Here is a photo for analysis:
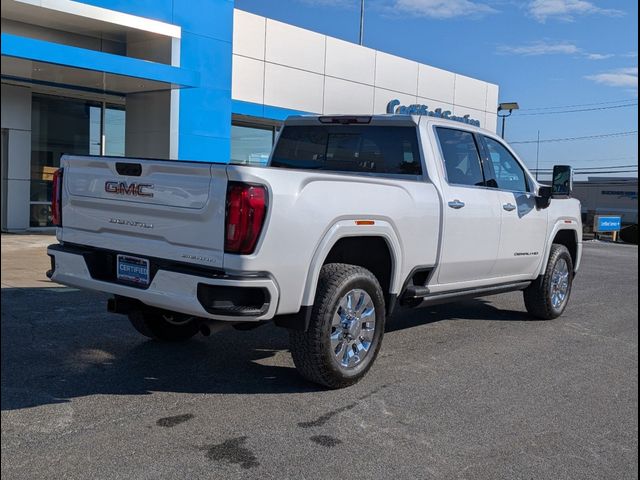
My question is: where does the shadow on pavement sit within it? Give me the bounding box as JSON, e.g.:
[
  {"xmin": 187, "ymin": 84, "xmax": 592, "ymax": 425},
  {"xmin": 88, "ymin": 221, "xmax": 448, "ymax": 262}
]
[
  {"xmin": 387, "ymin": 297, "xmax": 533, "ymax": 333},
  {"xmin": 1, "ymin": 287, "xmax": 531, "ymax": 411}
]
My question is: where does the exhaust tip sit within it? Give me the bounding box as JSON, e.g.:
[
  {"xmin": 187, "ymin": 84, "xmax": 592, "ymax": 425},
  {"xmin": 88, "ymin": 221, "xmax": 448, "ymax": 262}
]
[{"xmin": 200, "ymin": 324, "xmax": 211, "ymax": 337}]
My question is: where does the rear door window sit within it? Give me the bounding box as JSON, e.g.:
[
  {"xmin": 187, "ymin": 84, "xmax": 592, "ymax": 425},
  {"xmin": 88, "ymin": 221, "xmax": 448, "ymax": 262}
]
[
  {"xmin": 435, "ymin": 127, "xmax": 485, "ymax": 187},
  {"xmin": 270, "ymin": 125, "xmax": 422, "ymax": 176}
]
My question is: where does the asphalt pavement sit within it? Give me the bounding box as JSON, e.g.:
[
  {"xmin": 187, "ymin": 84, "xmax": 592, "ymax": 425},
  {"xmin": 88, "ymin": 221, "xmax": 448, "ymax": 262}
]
[{"xmin": 1, "ymin": 236, "xmax": 637, "ymax": 479}]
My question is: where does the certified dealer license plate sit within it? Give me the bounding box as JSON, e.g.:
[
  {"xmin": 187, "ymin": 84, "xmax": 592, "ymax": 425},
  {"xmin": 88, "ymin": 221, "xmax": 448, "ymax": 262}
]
[{"xmin": 117, "ymin": 255, "xmax": 150, "ymax": 286}]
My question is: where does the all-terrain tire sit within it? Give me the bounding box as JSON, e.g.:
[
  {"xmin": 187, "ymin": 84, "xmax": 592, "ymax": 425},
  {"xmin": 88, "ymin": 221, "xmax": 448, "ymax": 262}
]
[
  {"xmin": 289, "ymin": 263, "xmax": 386, "ymax": 389},
  {"xmin": 523, "ymin": 244, "xmax": 574, "ymax": 320}
]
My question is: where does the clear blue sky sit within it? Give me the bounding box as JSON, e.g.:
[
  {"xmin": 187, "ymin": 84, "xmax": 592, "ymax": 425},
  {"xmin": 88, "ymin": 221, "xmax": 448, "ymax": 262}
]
[{"xmin": 235, "ymin": 0, "xmax": 638, "ymax": 178}]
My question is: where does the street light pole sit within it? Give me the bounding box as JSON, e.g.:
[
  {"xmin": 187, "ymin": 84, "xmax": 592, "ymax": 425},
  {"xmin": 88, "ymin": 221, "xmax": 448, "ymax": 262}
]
[
  {"xmin": 359, "ymin": 0, "xmax": 365, "ymax": 45},
  {"xmin": 497, "ymin": 102, "xmax": 519, "ymax": 139},
  {"xmin": 535, "ymin": 130, "xmax": 540, "ymax": 180}
]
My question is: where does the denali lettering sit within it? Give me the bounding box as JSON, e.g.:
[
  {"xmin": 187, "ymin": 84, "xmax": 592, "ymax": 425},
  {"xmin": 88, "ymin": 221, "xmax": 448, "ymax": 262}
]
[
  {"xmin": 181, "ymin": 254, "xmax": 217, "ymax": 263},
  {"xmin": 105, "ymin": 181, "xmax": 154, "ymax": 197},
  {"xmin": 108, "ymin": 218, "xmax": 153, "ymax": 229}
]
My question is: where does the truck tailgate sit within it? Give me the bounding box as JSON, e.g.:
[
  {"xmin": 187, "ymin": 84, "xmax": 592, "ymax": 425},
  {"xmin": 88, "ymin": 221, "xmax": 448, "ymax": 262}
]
[{"xmin": 59, "ymin": 155, "xmax": 228, "ymax": 269}]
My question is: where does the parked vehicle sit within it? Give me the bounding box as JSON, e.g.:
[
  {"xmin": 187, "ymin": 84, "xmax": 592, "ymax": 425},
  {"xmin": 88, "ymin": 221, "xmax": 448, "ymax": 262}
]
[{"xmin": 47, "ymin": 114, "xmax": 582, "ymax": 388}]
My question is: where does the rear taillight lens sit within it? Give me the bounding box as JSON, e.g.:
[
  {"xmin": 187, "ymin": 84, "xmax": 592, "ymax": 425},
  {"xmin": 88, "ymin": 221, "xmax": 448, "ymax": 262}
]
[
  {"xmin": 51, "ymin": 168, "xmax": 63, "ymax": 227},
  {"xmin": 225, "ymin": 183, "xmax": 268, "ymax": 254}
]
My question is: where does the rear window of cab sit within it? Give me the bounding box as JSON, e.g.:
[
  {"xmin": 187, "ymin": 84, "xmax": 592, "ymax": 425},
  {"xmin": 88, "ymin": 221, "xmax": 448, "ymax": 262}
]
[{"xmin": 270, "ymin": 125, "xmax": 422, "ymax": 176}]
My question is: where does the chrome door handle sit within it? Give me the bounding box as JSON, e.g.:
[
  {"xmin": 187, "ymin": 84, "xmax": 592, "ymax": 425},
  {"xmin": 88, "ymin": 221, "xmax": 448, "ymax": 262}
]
[
  {"xmin": 448, "ymin": 200, "xmax": 465, "ymax": 209},
  {"xmin": 503, "ymin": 203, "xmax": 516, "ymax": 212}
]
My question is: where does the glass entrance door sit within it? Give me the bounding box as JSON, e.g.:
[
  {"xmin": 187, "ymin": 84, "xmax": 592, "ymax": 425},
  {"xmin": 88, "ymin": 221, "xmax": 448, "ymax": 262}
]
[{"xmin": 30, "ymin": 93, "xmax": 125, "ymax": 227}]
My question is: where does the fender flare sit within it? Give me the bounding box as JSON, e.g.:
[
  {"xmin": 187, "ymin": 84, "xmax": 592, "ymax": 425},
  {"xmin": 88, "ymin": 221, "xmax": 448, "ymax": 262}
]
[
  {"xmin": 537, "ymin": 220, "xmax": 581, "ymax": 276},
  {"xmin": 299, "ymin": 219, "xmax": 403, "ymax": 307}
]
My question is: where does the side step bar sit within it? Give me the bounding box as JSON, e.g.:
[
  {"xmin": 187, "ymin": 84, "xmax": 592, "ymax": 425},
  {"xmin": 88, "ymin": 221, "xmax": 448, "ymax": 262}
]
[{"xmin": 402, "ymin": 281, "xmax": 532, "ymax": 308}]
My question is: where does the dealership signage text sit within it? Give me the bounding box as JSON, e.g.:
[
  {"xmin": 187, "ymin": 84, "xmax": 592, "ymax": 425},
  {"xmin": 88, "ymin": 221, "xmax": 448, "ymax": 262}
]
[{"xmin": 387, "ymin": 99, "xmax": 481, "ymax": 127}]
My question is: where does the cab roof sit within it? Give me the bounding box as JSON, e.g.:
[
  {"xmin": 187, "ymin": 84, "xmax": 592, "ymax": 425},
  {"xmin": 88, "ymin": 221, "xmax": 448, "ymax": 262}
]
[{"xmin": 284, "ymin": 113, "xmax": 494, "ymax": 136}]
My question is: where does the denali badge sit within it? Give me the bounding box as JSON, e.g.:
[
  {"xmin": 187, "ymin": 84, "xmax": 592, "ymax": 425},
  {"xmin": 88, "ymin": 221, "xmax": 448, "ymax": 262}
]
[
  {"xmin": 105, "ymin": 181, "xmax": 154, "ymax": 197},
  {"xmin": 109, "ymin": 218, "xmax": 153, "ymax": 229}
]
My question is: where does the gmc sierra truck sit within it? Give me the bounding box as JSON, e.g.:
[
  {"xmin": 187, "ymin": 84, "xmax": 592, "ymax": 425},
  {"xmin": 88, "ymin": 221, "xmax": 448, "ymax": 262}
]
[{"xmin": 47, "ymin": 114, "xmax": 582, "ymax": 388}]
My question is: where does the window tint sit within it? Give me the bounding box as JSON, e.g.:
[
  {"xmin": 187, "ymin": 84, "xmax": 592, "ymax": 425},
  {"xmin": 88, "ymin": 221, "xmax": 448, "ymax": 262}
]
[
  {"xmin": 270, "ymin": 125, "xmax": 422, "ymax": 176},
  {"xmin": 435, "ymin": 128, "xmax": 484, "ymax": 187},
  {"xmin": 483, "ymin": 136, "xmax": 529, "ymax": 192}
]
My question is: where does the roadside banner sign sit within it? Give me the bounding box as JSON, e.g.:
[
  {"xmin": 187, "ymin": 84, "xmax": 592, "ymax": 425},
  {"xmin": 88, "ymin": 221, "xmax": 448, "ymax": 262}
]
[{"xmin": 594, "ymin": 215, "xmax": 622, "ymax": 232}]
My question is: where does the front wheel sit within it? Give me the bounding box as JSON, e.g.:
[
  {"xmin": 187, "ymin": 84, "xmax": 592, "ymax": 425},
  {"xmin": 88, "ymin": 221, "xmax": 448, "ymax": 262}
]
[
  {"xmin": 289, "ymin": 263, "xmax": 386, "ymax": 389},
  {"xmin": 128, "ymin": 309, "xmax": 200, "ymax": 342},
  {"xmin": 523, "ymin": 244, "xmax": 574, "ymax": 320}
]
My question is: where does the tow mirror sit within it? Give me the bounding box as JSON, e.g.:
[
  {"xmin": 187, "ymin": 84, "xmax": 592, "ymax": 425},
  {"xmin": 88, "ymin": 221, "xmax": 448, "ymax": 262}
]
[
  {"xmin": 551, "ymin": 165, "xmax": 573, "ymax": 197},
  {"xmin": 535, "ymin": 165, "xmax": 573, "ymax": 209}
]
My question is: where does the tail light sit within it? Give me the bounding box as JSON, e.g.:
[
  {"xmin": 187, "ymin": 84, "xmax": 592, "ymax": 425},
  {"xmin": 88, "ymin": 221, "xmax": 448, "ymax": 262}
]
[
  {"xmin": 51, "ymin": 168, "xmax": 63, "ymax": 227},
  {"xmin": 225, "ymin": 182, "xmax": 268, "ymax": 254}
]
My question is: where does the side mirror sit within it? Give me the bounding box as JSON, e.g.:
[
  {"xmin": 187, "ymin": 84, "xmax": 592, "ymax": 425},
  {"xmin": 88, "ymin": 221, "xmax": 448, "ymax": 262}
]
[
  {"xmin": 536, "ymin": 185, "xmax": 552, "ymax": 209},
  {"xmin": 552, "ymin": 165, "xmax": 573, "ymax": 197}
]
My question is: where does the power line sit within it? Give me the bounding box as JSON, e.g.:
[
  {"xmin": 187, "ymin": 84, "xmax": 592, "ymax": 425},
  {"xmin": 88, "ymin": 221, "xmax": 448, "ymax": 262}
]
[
  {"xmin": 518, "ymin": 103, "xmax": 637, "ymax": 116},
  {"xmin": 510, "ymin": 130, "xmax": 638, "ymax": 144},
  {"xmin": 531, "ymin": 167, "xmax": 637, "ymax": 171},
  {"xmin": 574, "ymin": 164, "xmax": 637, "ymax": 170},
  {"xmin": 530, "ymin": 165, "xmax": 638, "ymax": 171},
  {"xmin": 532, "ymin": 171, "xmax": 638, "ymax": 175},
  {"xmin": 519, "ymin": 98, "xmax": 638, "ymax": 111},
  {"xmin": 536, "ymin": 155, "xmax": 638, "ymax": 165},
  {"xmin": 550, "ymin": 170, "xmax": 638, "ymax": 174}
]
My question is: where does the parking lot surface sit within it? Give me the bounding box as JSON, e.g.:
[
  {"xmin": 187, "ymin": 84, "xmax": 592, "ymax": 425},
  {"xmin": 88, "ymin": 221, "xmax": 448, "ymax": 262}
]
[{"xmin": 1, "ymin": 235, "xmax": 638, "ymax": 479}]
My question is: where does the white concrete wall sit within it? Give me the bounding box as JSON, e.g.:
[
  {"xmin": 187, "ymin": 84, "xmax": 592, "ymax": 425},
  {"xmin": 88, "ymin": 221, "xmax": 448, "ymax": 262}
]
[
  {"xmin": 0, "ymin": 83, "xmax": 32, "ymax": 231},
  {"xmin": 231, "ymin": 9, "xmax": 499, "ymax": 131}
]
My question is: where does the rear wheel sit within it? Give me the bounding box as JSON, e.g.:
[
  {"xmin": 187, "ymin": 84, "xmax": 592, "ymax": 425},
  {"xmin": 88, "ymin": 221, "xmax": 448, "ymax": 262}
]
[
  {"xmin": 523, "ymin": 244, "xmax": 574, "ymax": 320},
  {"xmin": 128, "ymin": 309, "xmax": 200, "ymax": 341},
  {"xmin": 289, "ymin": 263, "xmax": 386, "ymax": 389}
]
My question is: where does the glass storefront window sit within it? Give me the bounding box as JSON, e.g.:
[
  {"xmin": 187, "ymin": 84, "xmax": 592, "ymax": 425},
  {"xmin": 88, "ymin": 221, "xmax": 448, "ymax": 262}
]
[
  {"xmin": 104, "ymin": 106, "xmax": 126, "ymax": 156},
  {"xmin": 230, "ymin": 124, "xmax": 274, "ymax": 166},
  {"xmin": 29, "ymin": 94, "xmax": 125, "ymax": 227}
]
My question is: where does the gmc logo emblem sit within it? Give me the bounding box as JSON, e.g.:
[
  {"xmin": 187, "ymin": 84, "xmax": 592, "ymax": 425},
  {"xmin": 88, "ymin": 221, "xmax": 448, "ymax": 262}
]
[{"xmin": 105, "ymin": 181, "xmax": 154, "ymax": 198}]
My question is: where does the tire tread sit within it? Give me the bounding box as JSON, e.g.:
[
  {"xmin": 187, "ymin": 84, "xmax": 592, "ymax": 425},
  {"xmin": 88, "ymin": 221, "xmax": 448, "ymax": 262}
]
[
  {"xmin": 524, "ymin": 244, "xmax": 573, "ymax": 320},
  {"xmin": 290, "ymin": 263, "xmax": 385, "ymax": 389}
]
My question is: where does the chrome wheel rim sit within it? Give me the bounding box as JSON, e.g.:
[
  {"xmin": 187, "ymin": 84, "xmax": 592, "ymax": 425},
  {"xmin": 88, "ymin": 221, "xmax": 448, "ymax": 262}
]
[
  {"xmin": 330, "ymin": 289, "xmax": 376, "ymax": 369},
  {"xmin": 550, "ymin": 258, "xmax": 570, "ymax": 310}
]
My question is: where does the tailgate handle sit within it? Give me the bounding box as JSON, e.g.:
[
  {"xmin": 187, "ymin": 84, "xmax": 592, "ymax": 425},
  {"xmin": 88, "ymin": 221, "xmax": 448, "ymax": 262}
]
[{"xmin": 116, "ymin": 162, "xmax": 142, "ymax": 176}]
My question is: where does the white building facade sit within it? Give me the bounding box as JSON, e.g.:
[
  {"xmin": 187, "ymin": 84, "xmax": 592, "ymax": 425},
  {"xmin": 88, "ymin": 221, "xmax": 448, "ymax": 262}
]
[{"xmin": 1, "ymin": 0, "xmax": 499, "ymax": 231}]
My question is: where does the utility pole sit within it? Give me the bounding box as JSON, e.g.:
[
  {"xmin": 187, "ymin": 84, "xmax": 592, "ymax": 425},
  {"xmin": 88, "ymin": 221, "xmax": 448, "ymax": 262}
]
[
  {"xmin": 359, "ymin": 0, "xmax": 365, "ymax": 45},
  {"xmin": 535, "ymin": 130, "xmax": 540, "ymax": 180}
]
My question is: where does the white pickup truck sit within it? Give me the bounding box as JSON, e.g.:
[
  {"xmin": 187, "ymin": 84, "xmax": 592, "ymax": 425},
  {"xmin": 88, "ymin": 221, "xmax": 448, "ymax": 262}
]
[{"xmin": 47, "ymin": 114, "xmax": 582, "ymax": 388}]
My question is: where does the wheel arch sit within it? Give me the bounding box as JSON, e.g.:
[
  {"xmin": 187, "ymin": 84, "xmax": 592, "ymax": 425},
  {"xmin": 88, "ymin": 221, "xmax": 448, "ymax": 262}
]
[
  {"xmin": 300, "ymin": 220, "xmax": 403, "ymax": 312},
  {"xmin": 538, "ymin": 224, "xmax": 580, "ymax": 276}
]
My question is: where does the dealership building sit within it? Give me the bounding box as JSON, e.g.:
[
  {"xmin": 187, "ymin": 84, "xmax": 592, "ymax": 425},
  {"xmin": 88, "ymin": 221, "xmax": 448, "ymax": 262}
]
[{"xmin": 1, "ymin": 0, "xmax": 500, "ymax": 231}]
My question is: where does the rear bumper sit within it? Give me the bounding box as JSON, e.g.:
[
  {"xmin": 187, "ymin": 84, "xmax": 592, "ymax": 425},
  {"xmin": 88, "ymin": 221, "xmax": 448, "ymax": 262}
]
[{"xmin": 47, "ymin": 243, "xmax": 279, "ymax": 322}]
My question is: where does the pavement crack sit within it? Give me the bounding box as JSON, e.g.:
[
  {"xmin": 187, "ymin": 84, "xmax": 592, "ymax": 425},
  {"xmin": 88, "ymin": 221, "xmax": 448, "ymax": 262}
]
[{"xmin": 297, "ymin": 402, "xmax": 357, "ymax": 428}]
